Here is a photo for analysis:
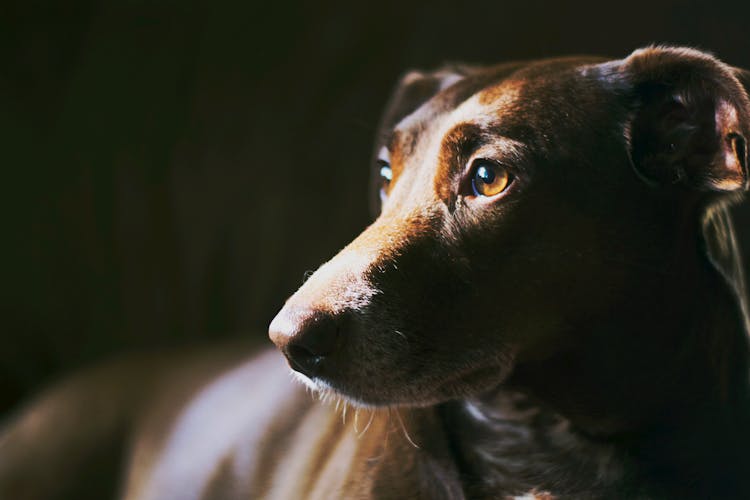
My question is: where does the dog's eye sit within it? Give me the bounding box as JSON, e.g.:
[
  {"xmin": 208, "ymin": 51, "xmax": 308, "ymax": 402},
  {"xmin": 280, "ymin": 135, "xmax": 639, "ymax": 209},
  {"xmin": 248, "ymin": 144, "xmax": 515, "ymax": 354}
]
[
  {"xmin": 378, "ymin": 160, "xmax": 393, "ymax": 202},
  {"xmin": 471, "ymin": 160, "xmax": 510, "ymax": 197},
  {"xmin": 379, "ymin": 162, "xmax": 393, "ymax": 185}
]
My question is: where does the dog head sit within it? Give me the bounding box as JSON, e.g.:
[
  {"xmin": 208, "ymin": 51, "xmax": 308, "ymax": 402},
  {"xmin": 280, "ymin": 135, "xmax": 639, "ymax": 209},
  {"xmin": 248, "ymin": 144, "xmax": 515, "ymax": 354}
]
[{"xmin": 269, "ymin": 46, "xmax": 750, "ymax": 408}]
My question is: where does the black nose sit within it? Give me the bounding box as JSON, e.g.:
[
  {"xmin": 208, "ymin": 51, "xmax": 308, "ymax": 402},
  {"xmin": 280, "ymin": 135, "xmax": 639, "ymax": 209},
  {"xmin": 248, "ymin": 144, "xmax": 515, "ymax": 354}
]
[{"xmin": 269, "ymin": 309, "xmax": 341, "ymax": 378}]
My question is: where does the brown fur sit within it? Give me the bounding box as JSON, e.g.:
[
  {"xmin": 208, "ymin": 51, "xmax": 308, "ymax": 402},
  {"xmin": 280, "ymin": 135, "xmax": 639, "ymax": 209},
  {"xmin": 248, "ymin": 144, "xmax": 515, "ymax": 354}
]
[{"xmin": 2, "ymin": 46, "xmax": 750, "ymax": 499}]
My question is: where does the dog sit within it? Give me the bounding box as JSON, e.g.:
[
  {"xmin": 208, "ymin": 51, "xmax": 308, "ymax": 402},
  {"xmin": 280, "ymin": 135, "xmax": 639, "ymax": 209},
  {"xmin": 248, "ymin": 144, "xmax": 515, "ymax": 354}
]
[{"xmin": 2, "ymin": 45, "xmax": 750, "ymax": 499}]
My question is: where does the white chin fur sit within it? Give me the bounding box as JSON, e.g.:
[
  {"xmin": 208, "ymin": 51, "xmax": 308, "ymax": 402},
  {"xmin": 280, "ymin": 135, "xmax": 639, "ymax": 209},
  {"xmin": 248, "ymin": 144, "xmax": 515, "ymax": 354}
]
[
  {"xmin": 290, "ymin": 370, "xmax": 319, "ymax": 391},
  {"xmin": 289, "ymin": 370, "xmax": 377, "ymax": 409}
]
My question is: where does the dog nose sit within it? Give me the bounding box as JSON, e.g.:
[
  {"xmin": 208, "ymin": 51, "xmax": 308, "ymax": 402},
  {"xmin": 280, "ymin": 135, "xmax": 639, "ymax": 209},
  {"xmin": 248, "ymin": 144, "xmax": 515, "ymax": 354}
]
[{"xmin": 269, "ymin": 308, "xmax": 341, "ymax": 378}]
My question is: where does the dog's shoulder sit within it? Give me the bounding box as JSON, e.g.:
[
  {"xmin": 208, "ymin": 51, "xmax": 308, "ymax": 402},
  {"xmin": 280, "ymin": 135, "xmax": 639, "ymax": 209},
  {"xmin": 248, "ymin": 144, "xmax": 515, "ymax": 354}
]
[{"xmin": 121, "ymin": 348, "xmax": 308, "ymax": 499}]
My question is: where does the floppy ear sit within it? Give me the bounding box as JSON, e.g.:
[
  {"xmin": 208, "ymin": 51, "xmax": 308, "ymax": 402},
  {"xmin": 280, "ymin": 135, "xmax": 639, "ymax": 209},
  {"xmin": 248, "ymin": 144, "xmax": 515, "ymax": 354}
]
[
  {"xmin": 622, "ymin": 47, "xmax": 750, "ymax": 193},
  {"xmin": 369, "ymin": 67, "xmax": 466, "ymax": 215}
]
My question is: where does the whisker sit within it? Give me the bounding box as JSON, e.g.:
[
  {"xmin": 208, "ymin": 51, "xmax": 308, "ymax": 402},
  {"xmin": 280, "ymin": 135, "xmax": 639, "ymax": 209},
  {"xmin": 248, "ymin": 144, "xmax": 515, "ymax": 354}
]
[
  {"xmin": 394, "ymin": 329, "xmax": 410, "ymax": 348},
  {"xmin": 359, "ymin": 409, "xmax": 376, "ymax": 438},
  {"xmin": 394, "ymin": 408, "xmax": 420, "ymax": 449}
]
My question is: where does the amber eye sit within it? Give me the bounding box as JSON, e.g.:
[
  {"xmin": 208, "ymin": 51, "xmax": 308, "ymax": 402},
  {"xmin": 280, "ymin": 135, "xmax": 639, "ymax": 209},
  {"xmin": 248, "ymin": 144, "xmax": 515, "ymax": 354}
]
[{"xmin": 471, "ymin": 160, "xmax": 510, "ymax": 197}]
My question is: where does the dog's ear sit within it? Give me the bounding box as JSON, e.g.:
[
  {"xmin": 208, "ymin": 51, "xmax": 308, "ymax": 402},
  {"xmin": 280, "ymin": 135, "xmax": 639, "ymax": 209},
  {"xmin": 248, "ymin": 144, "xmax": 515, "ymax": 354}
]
[
  {"xmin": 377, "ymin": 68, "xmax": 465, "ymax": 134},
  {"xmin": 621, "ymin": 46, "xmax": 750, "ymax": 193}
]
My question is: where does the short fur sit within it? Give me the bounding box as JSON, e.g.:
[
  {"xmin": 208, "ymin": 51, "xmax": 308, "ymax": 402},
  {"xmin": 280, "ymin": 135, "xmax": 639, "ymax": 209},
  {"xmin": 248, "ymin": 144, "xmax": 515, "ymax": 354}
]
[{"xmin": 2, "ymin": 46, "xmax": 750, "ymax": 499}]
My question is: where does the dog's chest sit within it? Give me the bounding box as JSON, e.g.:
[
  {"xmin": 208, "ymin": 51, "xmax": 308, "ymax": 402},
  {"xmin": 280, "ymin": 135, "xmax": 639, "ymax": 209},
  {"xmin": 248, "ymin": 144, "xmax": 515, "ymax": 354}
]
[{"xmin": 446, "ymin": 393, "xmax": 639, "ymax": 499}]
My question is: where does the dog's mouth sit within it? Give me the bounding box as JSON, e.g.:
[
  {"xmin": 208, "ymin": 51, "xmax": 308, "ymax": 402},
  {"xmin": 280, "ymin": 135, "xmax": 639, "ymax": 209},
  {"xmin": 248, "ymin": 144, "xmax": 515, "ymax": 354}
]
[
  {"xmin": 285, "ymin": 349, "xmax": 516, "ymax": 409},
  {"xmin": 289, "ymin": 371, "xmax": 380, "ymax": 408}
]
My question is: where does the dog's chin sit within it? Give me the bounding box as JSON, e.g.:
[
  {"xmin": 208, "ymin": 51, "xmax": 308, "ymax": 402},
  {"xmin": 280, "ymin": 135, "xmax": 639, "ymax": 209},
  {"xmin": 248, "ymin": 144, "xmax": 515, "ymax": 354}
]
[
  {"xmin": 290, "ymin": 371, "xmax": 380, "ymax": 408},
  {"xmin": 290, "ymin": 363, "xmax": 511, "ymax": 409}
]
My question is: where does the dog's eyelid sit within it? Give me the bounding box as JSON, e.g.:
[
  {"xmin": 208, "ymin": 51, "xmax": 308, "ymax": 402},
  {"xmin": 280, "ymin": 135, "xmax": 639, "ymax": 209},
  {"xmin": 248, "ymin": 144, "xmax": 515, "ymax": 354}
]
[
  {"xmin": 466, "ymin": 137, "xmax": 525, "ymax": 161},
  {"xmin": 463, "ymin": 155, "xmax": 516, "ymax": 180},
  {"xmin": 466, "ymin": 143, "xmax": 532, "ymax": 181}
]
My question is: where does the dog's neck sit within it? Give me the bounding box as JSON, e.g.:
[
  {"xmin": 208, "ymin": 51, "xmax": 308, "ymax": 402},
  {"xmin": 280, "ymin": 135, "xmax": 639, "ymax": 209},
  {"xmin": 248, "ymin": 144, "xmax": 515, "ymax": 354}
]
[
  {"xmin": 511, "ymin": 206, "xmax": 748, "ymax": 422},
  {"xmin": 437, "ymin": 391, "xmax": 630, "ymax": 498},
  {"xmin": 435, "ymin": 205, "xmax": 750, "ymax": 498}
]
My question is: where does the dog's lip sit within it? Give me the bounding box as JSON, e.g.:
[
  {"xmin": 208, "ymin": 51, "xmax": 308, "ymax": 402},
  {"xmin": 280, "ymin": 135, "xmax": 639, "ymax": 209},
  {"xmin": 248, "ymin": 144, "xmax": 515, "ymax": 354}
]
[
  {"xmin": 290, "ymin": 361, "xmax": 509, "ymax": 408},
  {"xmin": 290, "ymin": 368, "xmax": 380, "ymax": 405},
  {"xmin": 295, "ymin": 375, "xmax": 379, "ymax": 408}
]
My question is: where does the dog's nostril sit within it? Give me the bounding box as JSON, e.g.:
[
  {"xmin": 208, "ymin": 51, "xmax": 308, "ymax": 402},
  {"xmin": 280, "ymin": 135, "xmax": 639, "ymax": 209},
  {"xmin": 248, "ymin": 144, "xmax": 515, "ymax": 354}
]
[
  {"xmin": 286, "ymin": 344, "xmax": 325, "ymax": 376},
  {"xmin": 271, "ymin": 310, "xmax": 342, "ymax": 378}
]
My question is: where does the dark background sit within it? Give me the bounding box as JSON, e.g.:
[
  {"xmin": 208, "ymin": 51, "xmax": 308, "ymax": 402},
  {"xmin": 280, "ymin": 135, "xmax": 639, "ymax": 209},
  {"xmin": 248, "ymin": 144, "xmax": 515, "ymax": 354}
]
[{"xmin": 2, "ymin": 0, "xmax": 750, "ymax": 413}]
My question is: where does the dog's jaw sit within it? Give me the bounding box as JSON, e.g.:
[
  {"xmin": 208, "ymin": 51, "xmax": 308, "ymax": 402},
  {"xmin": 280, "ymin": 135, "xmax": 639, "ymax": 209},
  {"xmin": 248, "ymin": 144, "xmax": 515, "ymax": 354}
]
[
  {"xmin": 289, "ymin": 371, "xmax": 382, "ymax": 410},
  {"xmin": 289, "ymin": 349, "xmax": 519, "ymax": 409}
]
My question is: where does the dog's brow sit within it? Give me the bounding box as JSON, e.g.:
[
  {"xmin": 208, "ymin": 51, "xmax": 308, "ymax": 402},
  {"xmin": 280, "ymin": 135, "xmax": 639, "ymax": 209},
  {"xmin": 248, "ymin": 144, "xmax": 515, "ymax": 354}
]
[
  {"xmin": 378, "ymin": 130, "xmax": 396, "ymax": 151},
  {"xmin": 441, "ymin": 122, "xmax": 482, "ymax": 151},
  {"xmin": 378, "ymin": 130, "xmax": 405, "ymax": 157},
  {"xmin": 433, "ymin": 122, "xmax": 482, "ymax": 202},
  {"xmin": 386, "ymin": 131, "xmax": 400, "ymax": 153}
]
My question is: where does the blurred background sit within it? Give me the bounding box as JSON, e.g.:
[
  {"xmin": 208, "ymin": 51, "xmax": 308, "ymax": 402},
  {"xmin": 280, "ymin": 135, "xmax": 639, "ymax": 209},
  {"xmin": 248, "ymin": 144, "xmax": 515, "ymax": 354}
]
[{"xmin": 2, "ymin": 0, "xmax": 750, "ymax": 413}]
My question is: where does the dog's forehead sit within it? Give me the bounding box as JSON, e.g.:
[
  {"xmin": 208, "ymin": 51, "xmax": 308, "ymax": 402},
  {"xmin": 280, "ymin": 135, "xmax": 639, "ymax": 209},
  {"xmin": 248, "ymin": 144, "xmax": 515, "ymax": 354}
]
[
  {"xmin": 398, "ymin": 80, "xmax": 524, "ymax": 137},
  {"xmin": 391, "ymin": 57, "xmax": 609, "ymax": 157},
  {"xmin": 392, "ymin": 79, "xmax": 521, "ymax": 147}
]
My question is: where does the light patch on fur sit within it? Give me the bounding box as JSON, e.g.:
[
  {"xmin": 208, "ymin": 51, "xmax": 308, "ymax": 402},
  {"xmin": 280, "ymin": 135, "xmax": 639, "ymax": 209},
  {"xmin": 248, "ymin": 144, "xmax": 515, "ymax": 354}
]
[
  {"xmin": 128, "ymin": 351, "xmax": 294, "ymax": 500},
  {"xmin": 512, "ymin": 491, "xmax": 555, "ymax": 500},
  {"xmin": 460, "ymin": 391, "xmax": 626, "ymax": 496},
  {"xmin": 464, "ymin": 401, "xmax": 491, "ymax": 423},
  {"xmin": 282, "ymin": 247, "xmax": 380, "ymax": 316},
  {"xmin": 291, "ymin": 370, "xmax": 320, "ymax": 392},
  {"xmin": 711, "ymin": 100, "xmax": 746, "ymax": 191},
  {"xmin": 477, "ymin": 78, "xmax": 526, "ymax": 109},
  {"xmin": 452, "ymin": 83, "xmax": 523, "ymax": 129},
  {"xmin": 712, "ymin": 177, "xmax": 744, "ymax": 191},
  {"xmin": 291, "ymin": 370, "xmax": 378, "ymax": 410},
  {"xmin": 437, "ymin": 72, "xmax": 464, "ymax": 90}
]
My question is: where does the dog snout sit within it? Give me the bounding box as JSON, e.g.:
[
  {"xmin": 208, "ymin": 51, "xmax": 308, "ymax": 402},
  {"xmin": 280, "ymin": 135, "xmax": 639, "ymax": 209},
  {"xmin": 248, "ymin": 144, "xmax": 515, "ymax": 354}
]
[
  {"xmin": 269, "ymin": 212, "xmax": 438, "ymax": 381},
  {"xmin": 269, "ymin": 307, "xmax": 343, "ymax": 378}
]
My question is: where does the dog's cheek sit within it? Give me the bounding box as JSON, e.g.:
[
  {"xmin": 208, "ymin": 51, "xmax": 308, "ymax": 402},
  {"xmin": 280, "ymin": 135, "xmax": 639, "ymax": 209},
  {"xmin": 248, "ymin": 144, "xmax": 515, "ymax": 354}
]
[
  {"xmin": 446, "ymin": 190, "xmax": 598, "ymax": 358},
  {"xmin": 350, "ymin": 253, "xmax": 517, "ymax": 402}
]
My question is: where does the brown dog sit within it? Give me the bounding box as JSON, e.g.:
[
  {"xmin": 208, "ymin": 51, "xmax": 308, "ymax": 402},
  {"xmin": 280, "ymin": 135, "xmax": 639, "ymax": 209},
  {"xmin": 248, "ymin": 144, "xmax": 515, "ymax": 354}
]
[{"xmin": 2, "ymin": 46, "xmax": 750, "ymax": 499}]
